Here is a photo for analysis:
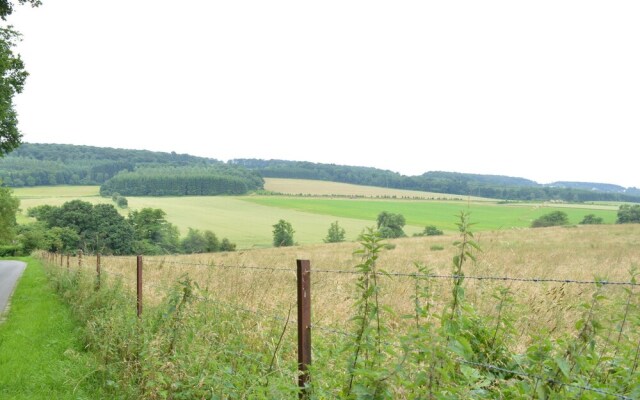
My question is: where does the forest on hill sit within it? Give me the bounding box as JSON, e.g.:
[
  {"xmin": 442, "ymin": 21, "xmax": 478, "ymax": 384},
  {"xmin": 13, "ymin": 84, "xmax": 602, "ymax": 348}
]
[
  {"xmin": 1, "ymin": 143, "xmax": 639, "ymax": 202},
  {"xmin": 0, "ymin": 143, "xmax": 222, "ymax": 186},
  {"xmin": 100, "ymin": 166, "xmax": 264, "ymax": 196},
  {"xmin": 232, "ymin": 159, "xmax": 640, "ymax": 203}
]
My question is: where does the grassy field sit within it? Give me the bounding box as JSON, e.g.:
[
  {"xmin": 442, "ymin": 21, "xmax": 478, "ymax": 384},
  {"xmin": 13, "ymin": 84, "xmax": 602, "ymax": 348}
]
[
  {"xmin": 243, "ymin": 196, "xmax": 618, "ymax": 231},
  {"xmin": 11, "ymin": 181, "xmax": 621, "ymax": 249},
  {"xmin": 88, "ymin": 222, "xmax": 640, "ymax": 337},
  {"xmin": 50, "ymin": 222, "xmax": 640, "ymax": 397},
  {"xmin": 0, "ymin": 258, "xmax": 104, "ymax": 399}
]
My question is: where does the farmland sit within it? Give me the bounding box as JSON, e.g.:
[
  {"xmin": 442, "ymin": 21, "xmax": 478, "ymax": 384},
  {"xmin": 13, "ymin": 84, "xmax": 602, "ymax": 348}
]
[
  {"xmin": 13, "ymin": 178, "xmax": 640, "ymax": 397},
  {"xmin": 12, "ymin": 179, "xmax": 620, "ymax": 249},
  {"xmin": 41, "ymin": 222, "xmax": 640, "ymax": 398}
]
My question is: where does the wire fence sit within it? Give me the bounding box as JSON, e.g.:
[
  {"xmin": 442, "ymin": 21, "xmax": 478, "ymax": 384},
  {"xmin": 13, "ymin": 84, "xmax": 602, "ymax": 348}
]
[{"xmin": 41, "ymin": 251, "xmax": 639, "ymax": 399}]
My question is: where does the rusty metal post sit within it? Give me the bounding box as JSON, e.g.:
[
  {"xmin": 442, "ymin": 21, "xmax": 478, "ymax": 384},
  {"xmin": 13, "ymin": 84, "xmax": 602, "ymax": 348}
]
[
  {"xmin": 137, "ymin": 255, "xmax": 143, "ymax": 318},
  {"xmin": 96, "ymin": 253, "xmax": 101, "ymax": 289},
  {"xmin": 296, "ymin": 259, "xmax": 311, "ymax": 397}
]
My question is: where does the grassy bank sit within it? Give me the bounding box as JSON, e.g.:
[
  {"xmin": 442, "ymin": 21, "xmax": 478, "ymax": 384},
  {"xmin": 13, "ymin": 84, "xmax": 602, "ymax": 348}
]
[{"xmin": 0, "ymin": 258, "xmax": 104, "ymax": 399}]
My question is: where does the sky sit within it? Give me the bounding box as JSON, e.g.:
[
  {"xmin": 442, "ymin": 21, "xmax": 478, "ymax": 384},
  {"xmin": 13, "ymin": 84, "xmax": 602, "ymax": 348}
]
[{"xmin": 6, "ymin": 1, "xmax": 640, "ymax": 188}]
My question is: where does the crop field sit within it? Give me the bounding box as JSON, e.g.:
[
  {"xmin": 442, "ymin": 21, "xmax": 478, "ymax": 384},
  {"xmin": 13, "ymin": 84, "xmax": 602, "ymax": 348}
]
[
  {"xmin": 263, "ymin": 177, "xmax": 492, "ymax": 200},
  {"xmin": 12, "ymin": 181, "xmax": 620, "ymax": 249}
]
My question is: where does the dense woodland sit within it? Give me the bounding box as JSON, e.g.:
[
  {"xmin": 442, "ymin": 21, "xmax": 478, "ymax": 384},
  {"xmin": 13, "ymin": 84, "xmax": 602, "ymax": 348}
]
[
  {"xmin": 100, "ymin": 166, "xmax": 264, "ymax": 196},
  {"xmin": 0, "ymin": 143, "xmax": 222, "ymax": 186},
  {"xmin": 1, "ymin": 143, "xmax": 639, "ymax": 202},
  {"xmin": 233, "ymin": 159, "xmax": 640, "ymax": 202}
]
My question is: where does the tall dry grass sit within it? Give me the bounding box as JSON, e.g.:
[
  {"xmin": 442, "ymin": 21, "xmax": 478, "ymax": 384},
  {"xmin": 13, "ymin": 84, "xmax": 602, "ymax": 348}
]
[{"xmin": 76, "ymin": 223, "xmax": 640, "ymax": 344}]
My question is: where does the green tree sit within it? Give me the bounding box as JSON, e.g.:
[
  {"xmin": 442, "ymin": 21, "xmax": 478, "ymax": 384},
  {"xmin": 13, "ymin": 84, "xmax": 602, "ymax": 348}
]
[
  {"xmin": 324, "ymin": 220, "xmax": 346, "ymax": 243},
  {"xmin": 128, "ymin": 208, "xmax": 180, "ymax": 254},
  {"xmin": 219, "ymin": 238, "xmax": 236, "ymax": 252},
  {"xmin": 423, "ymin": 225, "xmax": 443, "ymax": 236},
  {"xmin": 181, "ymin": 228, "xmax": 208, "ymax": 254},
  {"xmin": 376, "ymin": 211, "xmax": 406, "ymax": 238},
  {"xmin": 580, "ymin": 214, "xmax": 603, "ymax": 225},
  {"xmin": 616, "ymin": 204, "xmax": 640, "ymax": 224},
  {"xmin": 531, "ymin": 211, "xmax": 569, "ymax": 228},
  {"xmin": 272, "ymin": 219, "xmax": 294, "ymax": 247},
  {"xmin": 203, "ymin": 230, "xmax": 220, "ymax": 252},
  {"xmin": 0, "ymin": 0, "xmax": 42, "ymax": 156},
  {"xmin": 85, "ymin": 204, "xmax": 134, "ymax": 255},
  {"xmin": 0, "ymin": 183, "xmax": 18, "ymax": 243},
  {"xmin": 116, "ymin": 196, "xmax": 128, "ymax": 208}
]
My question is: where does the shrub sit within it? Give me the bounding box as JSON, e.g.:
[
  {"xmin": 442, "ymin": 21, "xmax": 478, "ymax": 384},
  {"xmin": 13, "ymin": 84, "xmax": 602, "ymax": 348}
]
[
  {"xmin": 376, "ymin": 211, "xmax": 406, "ymax": 238},
  {"xmin": 531, "ymin": 211, "xmax": 569, "ymax": 227},
  {"xmin": 616, "ymin": 204, "xmax": 640, "ymax": 223},
  {"xmin": 580, "ymin": 214, "xmax": 603, "ymax": 225},
  {"xmin": 324, "ymin": 221, "xmax": 346, "ymax": 243},
  {"xmin": 272, "ymin": 219, "xmax": 294, "ymax": 247}
]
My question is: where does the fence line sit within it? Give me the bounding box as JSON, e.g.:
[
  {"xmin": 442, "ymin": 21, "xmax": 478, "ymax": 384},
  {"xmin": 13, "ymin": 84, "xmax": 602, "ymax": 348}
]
[
  {"xmin": 42, "ymin": 252, "xmax": 637, "ymax": 398},
  {"xmin": 134, "ymin": 258, "xmax": 640, "ymax": 287}
]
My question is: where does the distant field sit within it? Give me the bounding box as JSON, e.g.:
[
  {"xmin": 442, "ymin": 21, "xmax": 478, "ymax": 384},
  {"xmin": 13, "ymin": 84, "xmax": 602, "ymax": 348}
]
[
  {"xmin": 11, "ymin": 183, "xmax": 621, "ymax": 249},
  {"xmin": 242, "ymin": 197, "xmax": 619, "ymax": 231},
  {"xmin": 263, "ymin": 177, "xmax": 492, "ymax": 200}
]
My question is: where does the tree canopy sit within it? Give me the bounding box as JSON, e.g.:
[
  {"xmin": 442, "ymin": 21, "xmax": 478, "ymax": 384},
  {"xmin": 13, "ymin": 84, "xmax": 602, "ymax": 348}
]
[
  {"xmin": 531, "ymin": 211, "xmax": 569, "ymax": 228},
  {"xmin": 0, "ymin": 182, "xmax": 19, "ymax": 242},
  {"xmin": 0, "ymin": 1, "xmax": 41, "ymax": 156},
  {"xmin": 377, "ymin": 211, "xmax": 406, "ymax": 238},
  {"xmin": 616, "ymin": 205, "xmax": 640, "ymax": 224}
]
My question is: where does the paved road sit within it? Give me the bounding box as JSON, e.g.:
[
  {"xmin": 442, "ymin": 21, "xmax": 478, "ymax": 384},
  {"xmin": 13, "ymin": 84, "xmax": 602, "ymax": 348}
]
[{"xmin": 0, "ymin": 261, "xmax": 27, "ymax": 318}]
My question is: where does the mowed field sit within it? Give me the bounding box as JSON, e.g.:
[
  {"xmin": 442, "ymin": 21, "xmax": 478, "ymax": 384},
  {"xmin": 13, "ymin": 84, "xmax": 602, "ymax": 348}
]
[{"xmin": 12, "ymin": 179, "xmax": 620, "ymax": 249}]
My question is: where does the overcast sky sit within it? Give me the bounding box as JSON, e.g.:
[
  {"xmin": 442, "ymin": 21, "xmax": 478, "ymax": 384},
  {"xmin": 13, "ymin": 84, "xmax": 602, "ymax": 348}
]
[{"xmin": 7, "ymin": 1, "xmax": 640, "ymax": 187}]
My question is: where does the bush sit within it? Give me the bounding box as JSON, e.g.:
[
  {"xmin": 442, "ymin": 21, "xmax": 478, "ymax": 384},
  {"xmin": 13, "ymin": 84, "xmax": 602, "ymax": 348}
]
[
  {"xmin": 272, "ymin": 219, "xmax": 294, "ymax": 247},
  {"xmin": 377, "ymin": 211, "xmax": 406, "ymax": 238},
  {"xmin": 580, "ymin": 214, "xmax": 603, "ymax": 225},
  {"xmin": 0, "ymin": 244, "xmax": 22, "ymax": 256},
  {"xmin": 531, "ymin": 211, "xmax": 569, "ymax": 228},
  {"xmin": 116, "ymin": 196, "xmax": 128, "ymax": 208},
  {"xmin": 617, "ymin": 204, "xmax": 640, "ymax": 223},
  {"xmin": 324, "ymin": 221, "xmax": 346, "ymax": 243},
  {"xmin": 430, "ymin": 244, "xmax": 444, "ymax": 251}
]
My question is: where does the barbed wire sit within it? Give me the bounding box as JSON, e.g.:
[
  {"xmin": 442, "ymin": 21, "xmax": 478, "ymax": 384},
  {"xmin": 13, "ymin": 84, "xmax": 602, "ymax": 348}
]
[
  {"xmin": 41, "ymin": 253, "xmax": 635, "ymax": 398},
  {"xmin": 194, "ymin": 294, "xmax": 295, "ymax": 326},
  {"xmin": 156, "ymin": 259, "xmax": 294, "ymax": 273},
  {"xmin": 312, "ymin": 269, "xmax": 640, "ymax": 286},
  {"xmin": 120, "ymin": 257, "xmax": 640, "ymax": 287}
]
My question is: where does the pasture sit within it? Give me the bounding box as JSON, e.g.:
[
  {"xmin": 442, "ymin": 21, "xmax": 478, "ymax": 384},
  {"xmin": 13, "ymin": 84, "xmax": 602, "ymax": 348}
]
[{"xmin": 12, "ymin": 180, "xmax": 620, "ymax": 249}]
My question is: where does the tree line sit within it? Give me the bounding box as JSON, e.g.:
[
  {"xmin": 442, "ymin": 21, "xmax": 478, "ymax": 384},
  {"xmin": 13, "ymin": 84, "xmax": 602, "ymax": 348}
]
[
  {"xmin": 2, "ymin": 143, "xmax": 640, "ymax": 203},
  {"xmin": 100, "ymin": 166, "xmax": 264, "ymax": 196},
  {"xmin": 0, "ymin": 143, "xmax": 224, "ymax": 187},
  {"xmin": 232, "ymin": 159, "xmax": 640, "ymax": 203},
  {"xmin": 3, "ymin": 200, "xmax": 236, "ymax": 256}
]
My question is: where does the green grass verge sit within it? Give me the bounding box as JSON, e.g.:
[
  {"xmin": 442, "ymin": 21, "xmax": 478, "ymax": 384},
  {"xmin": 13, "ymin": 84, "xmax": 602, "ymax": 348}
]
[{"xmin": 0, "ymin": 258, "xmax": 104, "ymax": 400}]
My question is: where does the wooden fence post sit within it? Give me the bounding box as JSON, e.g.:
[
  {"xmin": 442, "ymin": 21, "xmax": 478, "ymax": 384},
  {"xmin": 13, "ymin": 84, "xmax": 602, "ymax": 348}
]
[
  {"xmin": 297, "ymin": 259, "xmax": 312, "ymax": 398},
  {"xmin": 78, "ymin": 250, "xmax": 83, "ymax": 268},
  {"xmin": 137, "ymin": 255, "xmax": 143, "ymax": 318},
  {"xmin": 66, "ymin": 253, "xmax": 70, "ymax": 271},
  {"xmin": 60, "ymin": 252, "xmax": 63, "ymax": 267}
]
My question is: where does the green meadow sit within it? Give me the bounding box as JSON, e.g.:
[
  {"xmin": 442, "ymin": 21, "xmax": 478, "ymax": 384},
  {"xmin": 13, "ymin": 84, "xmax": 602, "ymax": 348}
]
[
  {"xmin": 242, "ymin": 197, "xmax": 618, "ymax": 231},
  {"xmin": 11, "ymin": 181, "xmax": 620, "ymax": 249}
]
